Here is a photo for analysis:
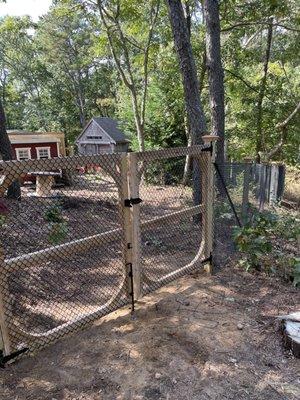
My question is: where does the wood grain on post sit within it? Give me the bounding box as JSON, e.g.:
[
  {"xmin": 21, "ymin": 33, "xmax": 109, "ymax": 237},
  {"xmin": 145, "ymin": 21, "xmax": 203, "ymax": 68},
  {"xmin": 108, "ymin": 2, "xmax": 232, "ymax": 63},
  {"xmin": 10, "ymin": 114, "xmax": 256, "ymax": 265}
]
[
  {"xmin": 128, "ymin": 153, "xmax": 142, "ymax": 300},
  {"xmin": 201, "ymin": 135, "xmax": 218, "ymax": 274},
  {"xmin": 0, "ymin": 245, "xmax": 11, "ymax": 355},
  {"xmin": 119, "ymin": 154, "xmax": 133, "ymax": 299}
]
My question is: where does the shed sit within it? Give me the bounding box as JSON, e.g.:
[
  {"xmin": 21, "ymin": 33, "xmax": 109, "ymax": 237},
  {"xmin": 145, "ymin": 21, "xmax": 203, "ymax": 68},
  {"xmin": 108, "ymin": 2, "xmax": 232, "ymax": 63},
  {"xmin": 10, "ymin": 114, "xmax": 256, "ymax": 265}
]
[
  {"xmin": 76, "ymin": 117, "xmax": 130, "ymax": 155},
  {"xmin": 7, "ymin": 130, "xmax": 66, "ymax": 161}
]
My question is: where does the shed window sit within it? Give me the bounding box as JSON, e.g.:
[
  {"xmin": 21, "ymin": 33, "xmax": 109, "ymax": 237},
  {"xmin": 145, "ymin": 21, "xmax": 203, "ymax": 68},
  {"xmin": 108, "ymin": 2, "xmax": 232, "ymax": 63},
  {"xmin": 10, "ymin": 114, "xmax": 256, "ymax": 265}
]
[
  {"xmin": 87, "ymin": 135, "xmax": 102, "ymax": 140},
  {"xmin": 16, "ymin": 148, "xmax": 31, "ymax": 161},
  {"xmin": 37, "ymin": 147, "xmax": 51, "ymax": 159}
]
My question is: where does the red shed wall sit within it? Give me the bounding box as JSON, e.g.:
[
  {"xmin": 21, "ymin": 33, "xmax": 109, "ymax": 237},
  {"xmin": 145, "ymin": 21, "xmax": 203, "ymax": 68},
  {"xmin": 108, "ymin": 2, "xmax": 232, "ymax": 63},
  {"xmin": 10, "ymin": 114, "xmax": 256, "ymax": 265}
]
[{"xmin": 12, "ymin": 142, "xmax": 59, "ymax": 160}]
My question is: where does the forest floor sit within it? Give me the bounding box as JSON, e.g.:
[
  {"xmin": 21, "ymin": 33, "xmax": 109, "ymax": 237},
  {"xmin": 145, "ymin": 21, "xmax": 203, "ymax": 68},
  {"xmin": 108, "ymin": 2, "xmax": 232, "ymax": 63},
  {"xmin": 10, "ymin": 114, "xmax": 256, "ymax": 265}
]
[{"xmin": 1, "ymin": 265, "xmax": 299, "ymax": 400}]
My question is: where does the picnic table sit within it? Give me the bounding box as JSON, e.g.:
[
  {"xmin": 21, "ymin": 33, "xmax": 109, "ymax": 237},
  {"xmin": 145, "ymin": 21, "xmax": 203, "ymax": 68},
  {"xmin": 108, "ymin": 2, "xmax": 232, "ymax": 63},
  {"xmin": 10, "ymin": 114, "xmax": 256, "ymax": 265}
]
[{"xmin": 29, "ymin": 171, "xmax": 62, "ymax": 197}]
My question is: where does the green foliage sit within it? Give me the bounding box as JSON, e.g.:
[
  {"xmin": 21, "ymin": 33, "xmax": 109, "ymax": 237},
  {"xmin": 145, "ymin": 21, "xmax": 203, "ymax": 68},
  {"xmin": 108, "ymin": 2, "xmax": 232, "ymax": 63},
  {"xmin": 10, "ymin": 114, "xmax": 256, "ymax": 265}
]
[
  {"xmin": 44, "ymin": 204, "xmax": 68, "ymax": 244},
  {"xmin": 233, "ymin": 207, "xmax": 299, "ymax": 287},
  {"xmin": 233, "ymin": 213, "xmax": 273, "ymax": 271},
  {"xmin": 44, "ymin": 204, "xmax": 64, "ymax": 224},
  {"xmin": 48, "ymin": 222, "xmax": 68, "ymax": 245},
  {"xmin": 271, "ymin": 213, "xmax": 300, "ymax": 240},
  {"xmin": 0, "ymin": 0, "xmax": 299, "ymax": 162}
]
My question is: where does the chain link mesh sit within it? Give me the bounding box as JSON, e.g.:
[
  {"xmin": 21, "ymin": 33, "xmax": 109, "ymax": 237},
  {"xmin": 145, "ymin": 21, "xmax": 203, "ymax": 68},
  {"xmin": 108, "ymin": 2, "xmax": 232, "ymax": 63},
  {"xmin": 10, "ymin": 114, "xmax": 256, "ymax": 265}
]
[
  {"xmin": 0, "ymin": 145, "xmax": 215, "ymax": 360},
  {"xmin": 134, "ymin": 145, "xmax": 213, "ymax": 294},
  {"xmin": 0, "ymin": 154, "xmax": 128, "ymax": 355},
  {"xmin": 213, "ymin": 161, "xmax": 285, "ymax": 267}
]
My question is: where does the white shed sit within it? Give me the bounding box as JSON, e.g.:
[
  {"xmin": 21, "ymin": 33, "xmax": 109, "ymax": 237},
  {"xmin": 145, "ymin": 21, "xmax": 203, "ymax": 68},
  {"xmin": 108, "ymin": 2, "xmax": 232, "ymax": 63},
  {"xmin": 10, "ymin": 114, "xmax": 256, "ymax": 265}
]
[{"xmin": 76, "ymin": 117, "xmax": 130, "ymax": 155}]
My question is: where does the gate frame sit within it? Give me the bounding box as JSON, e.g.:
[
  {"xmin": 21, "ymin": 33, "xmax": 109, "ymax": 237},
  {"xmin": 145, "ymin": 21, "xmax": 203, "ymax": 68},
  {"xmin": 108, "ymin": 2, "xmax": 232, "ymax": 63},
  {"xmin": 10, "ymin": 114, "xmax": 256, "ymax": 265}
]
[
  {"xmin": 126, "ymin": 135, "xmax": 218, "ymax": 300},
  {"xmin": 0, "ymin": 139, "xmax": 217, "ymax": 358}
]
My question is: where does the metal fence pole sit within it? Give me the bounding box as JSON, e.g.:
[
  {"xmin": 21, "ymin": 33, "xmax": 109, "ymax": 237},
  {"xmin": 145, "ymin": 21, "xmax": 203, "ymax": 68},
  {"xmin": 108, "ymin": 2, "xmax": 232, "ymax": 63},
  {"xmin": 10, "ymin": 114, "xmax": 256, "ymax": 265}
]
[
  {"xmin": 269, "ymin": 163, "xmax": 279, "ymax": 205},
  {"xmin": 277, "ymin": 164, "xmax": 286, "ymax": 201},
  {"xmin": 242, "ymin": 158, "xmax": 252, "ymax": 223},
  {"xmin": 202, "ymin": 135, "xmax": 218, "ymax": 274},
  {"xmin": 259, "ymin": 164, "xmax": 267, "ymax": 212},
  {"xmin": 0, "ymin": 245, "xmax": 11, "ymax": 356}
]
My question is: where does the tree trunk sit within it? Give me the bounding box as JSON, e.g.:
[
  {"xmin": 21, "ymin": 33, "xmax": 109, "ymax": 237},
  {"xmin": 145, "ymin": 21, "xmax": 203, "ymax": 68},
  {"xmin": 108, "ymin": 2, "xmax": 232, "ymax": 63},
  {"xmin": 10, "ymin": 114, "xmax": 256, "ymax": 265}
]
[
  {"xmin": 182, "ymin": 115, "xmax": 192, "ymax": 185},
  {"xmin": 166, "ymin": 0, "xmax": 206, "ymax": 218},
  {"xmin": 203, "ymin": 0, "xmax": 225, "ymax": 165},
  {"xmin": 256, "ymin": 19, "xmax": 273, "ymax": 160},
  {"xmin": 166, "ymin": 0, "xmax": 207, "ymax": 145},
  {"xmin": 0, "ymin": 99, "xmax": 21, "ymax": 199}
]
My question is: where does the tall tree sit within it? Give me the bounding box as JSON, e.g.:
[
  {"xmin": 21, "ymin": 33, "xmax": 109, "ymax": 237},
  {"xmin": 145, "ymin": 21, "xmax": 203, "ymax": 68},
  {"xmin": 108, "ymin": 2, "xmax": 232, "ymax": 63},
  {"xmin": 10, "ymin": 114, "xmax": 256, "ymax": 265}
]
[
  {"xmin": 96, "ymin": 0, "xmax": 160, "ymax": 151},
  {"xmin": 166, "ymin": 0, "xmax": 206, "ymax": 145},
  {"xmin": 256, "ymin": 18, "xmax": 273, "ymax": 160},
  {"xmin": 203, "ymin": 0, "xmax": 225, "ymax": 165},
  {"xmin": 166, "ymin": 0, "xmax": 207, "ymax": 211}
]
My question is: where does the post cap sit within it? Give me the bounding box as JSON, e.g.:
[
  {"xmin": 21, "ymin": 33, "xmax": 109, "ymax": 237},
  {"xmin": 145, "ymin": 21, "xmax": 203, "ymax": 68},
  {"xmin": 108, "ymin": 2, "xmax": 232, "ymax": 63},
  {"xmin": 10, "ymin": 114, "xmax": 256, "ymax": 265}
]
[{"xmin": 202, "ymin": 135, "xmax": 218, "ymax": 144}]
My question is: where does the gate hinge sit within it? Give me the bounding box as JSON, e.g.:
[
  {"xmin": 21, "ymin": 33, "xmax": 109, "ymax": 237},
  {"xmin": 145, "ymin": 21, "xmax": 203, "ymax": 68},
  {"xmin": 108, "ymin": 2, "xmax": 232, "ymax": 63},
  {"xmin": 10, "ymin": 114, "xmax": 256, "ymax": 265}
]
[
  {"xmin": 201, "ymin": 144, "xmax": 213, "ymax": 155},
  {"xmin": 0, "ymin": 347, "xmax": 29, "ymax": 368},
  {"xmin": 124, "ymin": 198, "xmax": 143, "ymax": 207}
]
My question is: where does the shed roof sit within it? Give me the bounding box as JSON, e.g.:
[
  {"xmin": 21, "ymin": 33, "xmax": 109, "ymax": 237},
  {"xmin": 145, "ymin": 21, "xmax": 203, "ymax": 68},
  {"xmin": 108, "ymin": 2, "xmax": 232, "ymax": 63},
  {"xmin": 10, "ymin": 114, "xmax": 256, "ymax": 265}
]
[
  {"xmin": 7, "ymin": 130, "xmax": 64, "ymax": 136},
  {"xmin": 92, "ymin": 117, "xmax": 130, "ymax": 143}
]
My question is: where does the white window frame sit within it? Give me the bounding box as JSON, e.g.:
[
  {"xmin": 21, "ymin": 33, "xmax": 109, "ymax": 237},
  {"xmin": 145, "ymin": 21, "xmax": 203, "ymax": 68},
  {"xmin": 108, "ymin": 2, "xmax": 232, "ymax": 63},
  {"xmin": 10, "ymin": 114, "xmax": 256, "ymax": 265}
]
[
  {"xmin": 36, "ymin": 146, "xmax": 51, "ymax": 160},
  {"xmin": 16, "ymin": 147, "xmax": 31, "ymax": 161}
]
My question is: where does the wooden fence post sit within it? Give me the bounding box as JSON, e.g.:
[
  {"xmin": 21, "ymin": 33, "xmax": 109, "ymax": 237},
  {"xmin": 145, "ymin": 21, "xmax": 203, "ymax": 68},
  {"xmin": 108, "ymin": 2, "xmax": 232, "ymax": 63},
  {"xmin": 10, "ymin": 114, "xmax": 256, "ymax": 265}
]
[
  {"xmin": 0, "ymin": 245, "xmax": 11, "ymax": 356},
  {"xmin": 202, "ymin": 135, "xmax": 218, "ymax": 274},
  {"xmin": 242, "ymin": 157, "xmax": 252, "ymax": 224},
  {"xmin": 120, "ymin": 154, "xmax": 134, "ymax": 301},
  {"xmin": 127, "ymin": 153, "xmax": 142, "ymax": 300}
]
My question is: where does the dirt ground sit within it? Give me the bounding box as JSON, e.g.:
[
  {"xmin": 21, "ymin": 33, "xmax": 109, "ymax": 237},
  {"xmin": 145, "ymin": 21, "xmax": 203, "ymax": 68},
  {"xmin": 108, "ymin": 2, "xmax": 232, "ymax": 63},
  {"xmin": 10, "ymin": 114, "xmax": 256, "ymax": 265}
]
[{"xmin": 1, "ymin": 266, "xmax": 299, "ymax": 400}]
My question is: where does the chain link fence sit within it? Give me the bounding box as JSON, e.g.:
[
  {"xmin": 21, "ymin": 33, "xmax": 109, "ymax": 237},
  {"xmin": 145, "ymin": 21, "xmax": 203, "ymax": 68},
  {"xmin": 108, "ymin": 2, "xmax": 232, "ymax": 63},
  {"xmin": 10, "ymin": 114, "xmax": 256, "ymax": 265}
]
[
  {"xmin": 213, "ymin": 161, "xmax": 286, "ymax": 267},
  {"xmin": 135, "ymin": 146, "xmax": 213, "ymax": 295},
  {"xmin": 0, "ymin": 144, "xmax": 215, "ymax": 363},
  {"xmin": 0, "ymin": 154, "xmax": 128, "ymax": 358}
]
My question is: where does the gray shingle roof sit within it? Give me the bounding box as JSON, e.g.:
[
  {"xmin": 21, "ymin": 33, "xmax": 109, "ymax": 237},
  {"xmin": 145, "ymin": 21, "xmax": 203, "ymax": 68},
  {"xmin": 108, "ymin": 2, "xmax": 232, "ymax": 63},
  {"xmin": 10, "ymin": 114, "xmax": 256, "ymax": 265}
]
[{"xmin": 93, "ymin": 117, "xmax": 129, "ymax": 143}]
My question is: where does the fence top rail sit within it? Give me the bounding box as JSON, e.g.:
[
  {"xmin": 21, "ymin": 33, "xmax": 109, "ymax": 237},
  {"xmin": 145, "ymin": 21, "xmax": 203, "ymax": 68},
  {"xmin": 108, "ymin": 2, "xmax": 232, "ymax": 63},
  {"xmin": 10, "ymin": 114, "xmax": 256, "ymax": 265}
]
[
  {"xmin": 0, "ymin": 145, "xmax": 211, "ymax": 174},
  {"xmin": 134, "ymin": 144, "xmax": 208, "ymax": 162}
]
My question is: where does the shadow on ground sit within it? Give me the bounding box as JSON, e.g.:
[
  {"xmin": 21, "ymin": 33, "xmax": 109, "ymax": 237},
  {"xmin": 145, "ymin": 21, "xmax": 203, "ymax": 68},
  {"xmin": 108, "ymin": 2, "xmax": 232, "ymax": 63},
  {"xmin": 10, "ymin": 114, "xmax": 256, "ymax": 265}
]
[{"xmin": 1, "ymin": 267, "xmax": 299, "ymax": 400}]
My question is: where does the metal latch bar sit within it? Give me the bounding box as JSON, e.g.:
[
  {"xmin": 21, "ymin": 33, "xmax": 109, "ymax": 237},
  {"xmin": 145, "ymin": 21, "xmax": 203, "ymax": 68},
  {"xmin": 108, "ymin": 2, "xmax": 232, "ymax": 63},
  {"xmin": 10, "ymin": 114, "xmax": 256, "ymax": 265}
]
[{"xmin": 124, "ymin": 198, "xmax": 143, "ymax": 207}]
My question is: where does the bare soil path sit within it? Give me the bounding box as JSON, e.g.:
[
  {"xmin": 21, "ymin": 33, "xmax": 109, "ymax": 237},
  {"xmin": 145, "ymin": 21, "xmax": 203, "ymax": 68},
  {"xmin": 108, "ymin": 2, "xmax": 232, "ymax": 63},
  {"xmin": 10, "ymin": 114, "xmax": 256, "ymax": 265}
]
[{"xmin": 1, "ymin": 266, "xmax": 299, "ymax": 400}]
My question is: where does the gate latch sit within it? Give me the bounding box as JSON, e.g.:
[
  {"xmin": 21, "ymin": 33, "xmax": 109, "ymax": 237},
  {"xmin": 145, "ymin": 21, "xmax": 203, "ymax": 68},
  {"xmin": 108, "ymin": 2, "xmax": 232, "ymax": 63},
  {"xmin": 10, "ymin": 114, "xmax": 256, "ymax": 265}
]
[
  {"xmin": 124, "ymin": 198, "xmax": 143, "ymax": 207},
  {"xmin": 201, "ymin": 144, "xmax": 213, "ymax": 155}
]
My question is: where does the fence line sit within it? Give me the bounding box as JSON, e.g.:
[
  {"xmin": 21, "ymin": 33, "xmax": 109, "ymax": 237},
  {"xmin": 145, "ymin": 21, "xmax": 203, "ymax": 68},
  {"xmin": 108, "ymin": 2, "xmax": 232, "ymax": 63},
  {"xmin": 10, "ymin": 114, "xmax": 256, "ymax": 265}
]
[{"xmin": 0, "ymin": 138, "xmax": 217, "ymax": 363}]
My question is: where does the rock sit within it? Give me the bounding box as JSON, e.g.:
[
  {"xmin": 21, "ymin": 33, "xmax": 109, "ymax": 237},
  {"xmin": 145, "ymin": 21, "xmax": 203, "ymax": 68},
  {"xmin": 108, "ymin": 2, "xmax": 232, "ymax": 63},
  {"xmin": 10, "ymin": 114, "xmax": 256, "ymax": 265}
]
[
  {"xmin": 237, "ymin": 323, "xmax": 244, "ymax": 330},
  {"xmin": 225, "ymin": 297, "xmax": 235, "ymax": 302},
  {"xmin": 155, "ymin": 372, "xmax": 162, "ymax": 379},
  {"xmin": 229, "ymin": 358, "xmax": 238, "ymax": 364}
]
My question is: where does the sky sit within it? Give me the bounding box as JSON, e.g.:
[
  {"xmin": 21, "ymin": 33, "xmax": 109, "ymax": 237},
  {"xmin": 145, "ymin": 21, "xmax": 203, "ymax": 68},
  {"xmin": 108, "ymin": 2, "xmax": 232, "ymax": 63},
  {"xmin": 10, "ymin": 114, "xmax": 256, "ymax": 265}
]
[{"xmin": 0, "ymin": 0, "xmax": 52, "ymax": 21}]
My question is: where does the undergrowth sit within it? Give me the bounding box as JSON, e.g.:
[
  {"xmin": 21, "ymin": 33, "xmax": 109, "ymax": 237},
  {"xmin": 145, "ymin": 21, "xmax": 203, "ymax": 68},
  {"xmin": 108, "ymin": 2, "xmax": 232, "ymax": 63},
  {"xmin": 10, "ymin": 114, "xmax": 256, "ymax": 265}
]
[{"xmin": 233, "ymin": 206, "xmax": 300, "ymax": 287}]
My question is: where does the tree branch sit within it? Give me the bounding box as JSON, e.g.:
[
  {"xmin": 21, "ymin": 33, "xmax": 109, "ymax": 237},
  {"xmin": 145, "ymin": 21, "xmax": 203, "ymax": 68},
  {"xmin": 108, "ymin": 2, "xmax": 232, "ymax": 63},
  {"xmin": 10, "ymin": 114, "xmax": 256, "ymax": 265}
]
[
  {"xmin": 140, "ymin": 0, "xmax": 160, "ymax": 127},
  {"xmin": 266, "ymin": 101, "xmax": 300, "ymax": 160},
  {"xmin": 276, "ymin": 101, "xmax": 300, "ymax": 129},
  {"xmin": 222, "ymin": 20, "xmax": 300, "ymax": 33}
]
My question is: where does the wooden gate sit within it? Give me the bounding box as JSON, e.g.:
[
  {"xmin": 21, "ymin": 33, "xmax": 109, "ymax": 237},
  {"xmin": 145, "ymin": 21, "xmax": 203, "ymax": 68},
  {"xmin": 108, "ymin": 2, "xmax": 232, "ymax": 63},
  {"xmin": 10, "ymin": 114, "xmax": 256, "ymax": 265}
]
[{"xmin": 0, "ymin": 137, "xmax": 216, "ymax": 363}]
